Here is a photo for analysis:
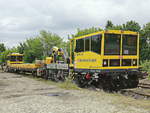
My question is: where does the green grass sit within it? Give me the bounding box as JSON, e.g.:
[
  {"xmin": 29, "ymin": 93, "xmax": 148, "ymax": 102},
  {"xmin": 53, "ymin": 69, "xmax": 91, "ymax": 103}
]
[
  {"xmin": 107, "ymin": 91, "xmax": 150, "ymax": 110},
  {"xmin": 25, "ymin": 75, "xmax": 80, "ymax": 90},
  {"xmin": 140, "ymin": 60, "xmax": 150, "ymax": 78},
  {"xmin": 57, "ymin": 79, "xmax": 80, "ymax": 90},
  {"xmin": 148, "ymin": 75, "xmax": 150, "ymax": 80}
]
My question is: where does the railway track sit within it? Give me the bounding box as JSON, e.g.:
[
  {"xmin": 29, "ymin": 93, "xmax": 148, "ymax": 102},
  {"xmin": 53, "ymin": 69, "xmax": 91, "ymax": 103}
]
[
  {"xmin": 120, "ymin": 89, "xmax": 150, "ymax": 99},
  {"xmin": 138, "ymin": 83, "xmax": 150, "ymax": 89},
  {"xmin": 120, "ymin": 82, "xmax": 150, "ymax": 100}
]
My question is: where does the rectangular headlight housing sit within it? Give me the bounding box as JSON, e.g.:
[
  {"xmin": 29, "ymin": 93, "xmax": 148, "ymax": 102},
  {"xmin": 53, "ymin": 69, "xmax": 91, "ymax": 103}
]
[{"xmin": 103, "ymin": 59, "xmax": 108, "ymax": 67}]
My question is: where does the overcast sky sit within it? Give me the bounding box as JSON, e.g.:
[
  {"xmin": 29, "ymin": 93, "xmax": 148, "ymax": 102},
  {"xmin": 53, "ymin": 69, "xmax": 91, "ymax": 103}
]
[{"xmin": 0, "ymin": 0, "xmax": 150, "ymax": 48}]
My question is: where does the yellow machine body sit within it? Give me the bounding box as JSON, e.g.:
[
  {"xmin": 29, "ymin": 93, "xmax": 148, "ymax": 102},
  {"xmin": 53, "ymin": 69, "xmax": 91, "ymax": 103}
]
[
  {"xmin": 7, "ymin": 53, "xmax": 24, "ymax": 64},
  {"xmin": 8, "ymin": 63, "xmax": 42, "ymax": 70},
  {"xmin": 70, "ymin": 30, "xmax": 139, "ymax": 71},
  {"xmin": 7, "ymin": 53, "xmax": 42, "ymax": 70},
  {"xmin": 45, "ymin": 57, "xmax": 52, "ymax": 64}
]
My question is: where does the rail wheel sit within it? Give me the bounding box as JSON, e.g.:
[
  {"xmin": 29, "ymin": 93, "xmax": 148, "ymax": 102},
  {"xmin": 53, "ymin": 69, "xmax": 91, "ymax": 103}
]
[
  {"xmin": 128, "ymin": 74, "xmax": 139, "ymax": 88},
  {"xmin": 100, "ymin": 76, "xmax": 116, "ymax": 91},
  {"xmin": 32, "ymin": 70, "xmax": 37, "ymax": 77},
  {"xmin": 73, "ymin": 73, "xmax": 90, "ymax": 88},
  {"xmin": 4, "ymin": 66, "xmax": 9, "ymax": 72},
  {"xmin": 55, "ymin": 70, "xmax": 64, "ymax": 81},
  {"xmin": 43, "ymin": 70, "xmax": 49, "ymax": 80}
]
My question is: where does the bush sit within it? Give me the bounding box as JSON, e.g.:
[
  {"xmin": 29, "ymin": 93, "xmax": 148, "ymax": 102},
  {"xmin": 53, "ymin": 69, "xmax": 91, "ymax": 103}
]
[
  {"xmin": 140, "ymin": 60, "xmax": 150, "ymax": 76},
  {"xmin": 58, "ymin": 78, "xmax": 80, "ymax": 90}
]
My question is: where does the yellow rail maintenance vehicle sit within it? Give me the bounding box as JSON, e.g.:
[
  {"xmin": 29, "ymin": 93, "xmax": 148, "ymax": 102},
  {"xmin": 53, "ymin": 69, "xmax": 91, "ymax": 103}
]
[
  {"xmin": 7, "ymin": 53, "xmax": 23, "ymax": 64},
  {"xmin": 6, "ymin": 53, "xmax": 42, "ymax": 75},
  {"xmin": 70, "ymin": 30, "xmax": 140, "ymax": 89}
]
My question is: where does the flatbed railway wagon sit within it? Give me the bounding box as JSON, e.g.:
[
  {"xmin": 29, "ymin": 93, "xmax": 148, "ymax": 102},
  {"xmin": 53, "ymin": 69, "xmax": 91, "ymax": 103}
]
[{"xmin": 5, "ymin": 51, "xmax": 69, "ymax": 81}]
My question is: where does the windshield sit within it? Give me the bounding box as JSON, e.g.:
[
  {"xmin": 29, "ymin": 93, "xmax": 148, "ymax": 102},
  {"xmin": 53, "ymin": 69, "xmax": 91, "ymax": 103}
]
[
  {"xmin": 10, "ymin": 56, "xmax": 23, "ymax": 62},
  {"xmin": 122, "ymin": 35, "xmax": 137, "ymax": 55},
  {"xmin": 104, "ymin": 33, "xmax": 121, "ymax": 55},
  {"xmin": 17, "ymin": 56, "xmax": 23, "ymax": 61},
  {"xmin": 10, "ymin": 56, "xmax": 17, "ymax": 61}
]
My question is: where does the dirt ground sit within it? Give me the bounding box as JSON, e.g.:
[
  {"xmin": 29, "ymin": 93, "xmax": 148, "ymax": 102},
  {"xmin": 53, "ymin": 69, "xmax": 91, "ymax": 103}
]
[{"xmin": 0, "ymin": 71, "xmax": 150, "ymax": 113}]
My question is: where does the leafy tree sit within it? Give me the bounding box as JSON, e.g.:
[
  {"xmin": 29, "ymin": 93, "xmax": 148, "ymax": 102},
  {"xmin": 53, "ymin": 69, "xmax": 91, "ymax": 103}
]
[
  {"xmin": 105, "ymin": 20, "xmax": 141, "ymax": 31},
  {"xmin": 0, "ymin": 47, "xmax": 18, "ymax": 63},
  {"xmin": 14, "ymin": 30, "xmax": 66, "ymax": 63},
  {"xmin": 122, "ymin": 20, "xmax": 141, "ymax": 32},
  {"xmin": 111, "ymin": 25, "xmax": 123, "ymax": 30},
  {"xmin": 0, "ymin": 43, "xmax": 6, "ymax": 52},
  {"xmin": 72, "ymin": 27, "xmax": 102, "ymax": 37},
  {"xmin": 140, "ymin": 22, "xmax": 150, "ymax": 60},
  {"xmin": 105, "ymin": 20, "xmax": 114, "ymax": 30},
  {"xmin": 17, "ymin": 42, "xmax": 27, "ymax": 54},
  {"xmin": 23, "ymin": 37, "xmax": 43, "ymax": 63},
  {"xmin": 63, "ymin": 41, "xmax": 70, "ymax": 56},
  {"xmin": 39, "ymin": 30, "xmax": 64, "ymax": 57}
]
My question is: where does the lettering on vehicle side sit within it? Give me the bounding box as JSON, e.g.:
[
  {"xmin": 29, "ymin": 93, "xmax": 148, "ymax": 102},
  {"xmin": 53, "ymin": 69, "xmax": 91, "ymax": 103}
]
[
  {"xmin": 77, "ymin": 59, "xmax": 96, "ymax": 62},
  {"xmin": 76, "ymin": 53, "xmax": 84, "ymax": 56}
]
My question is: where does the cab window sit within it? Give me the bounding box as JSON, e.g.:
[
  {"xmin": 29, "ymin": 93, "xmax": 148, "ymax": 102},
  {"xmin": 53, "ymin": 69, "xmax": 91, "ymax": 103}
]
[
  {"xmin": 85, "ymin": 37, "xmax": 90, "ymax": 51},
  {"xmin": 104, "ymin": 33, "xmax": 121, "ymax": 55},
  {"xmin": 75, "ymin": 39, "xmax": 84, "ymax": 52},
  {"xmin": 122, "ymin": 35, "xmax": 137, "ymax": 55},
  {"xmin": 10, "ymin": 56, "xmax": 17, "ymax": 61},
  {"xmin": 17, "ymin": 56, "xmax": 23, "ymax": 61},
  {"xmin": 91, "ymin": 35, "xmax": 102, "ymax": 54}
]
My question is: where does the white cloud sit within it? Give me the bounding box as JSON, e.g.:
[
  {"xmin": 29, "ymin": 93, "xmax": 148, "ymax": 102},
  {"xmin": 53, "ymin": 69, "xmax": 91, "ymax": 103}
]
[{"xmin": 0, "ymin": 0, "xmax": 150, "ymax": 47}]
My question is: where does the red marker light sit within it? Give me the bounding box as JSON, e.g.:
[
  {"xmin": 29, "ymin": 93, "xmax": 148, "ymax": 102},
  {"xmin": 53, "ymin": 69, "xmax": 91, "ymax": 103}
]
[{"xmin": 85, "ymin": 73, "xmax": 91, "ymax": 80}]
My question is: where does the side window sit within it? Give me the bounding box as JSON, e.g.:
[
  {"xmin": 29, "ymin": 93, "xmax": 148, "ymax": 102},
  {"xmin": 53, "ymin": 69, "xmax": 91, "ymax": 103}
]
[
  {"xmin": 75, "ymin": 39, "xmax": 84, "ymax": 52},
  {"xmin": 91, "ymin": 35, "xmax": 101, "ymax": 54},
  {"xmin": 85, "ymin": 37, "xmax": 90, "ymax": 51}
]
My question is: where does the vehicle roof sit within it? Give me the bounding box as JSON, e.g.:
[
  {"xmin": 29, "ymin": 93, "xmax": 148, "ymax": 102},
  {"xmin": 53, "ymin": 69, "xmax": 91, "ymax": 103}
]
[{"xmin": 71, "ymin": 30, "xmax": 138, "ymax": 40}]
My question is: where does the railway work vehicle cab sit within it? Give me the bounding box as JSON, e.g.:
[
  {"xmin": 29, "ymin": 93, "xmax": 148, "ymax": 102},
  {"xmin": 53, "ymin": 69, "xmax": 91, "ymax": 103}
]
[
  {"xmin": 70, "ymin": 30, "xmax": 140, "ymax": 89},
  {"xmin": 7, "ymin": 53, "xmax": 23, "ymax": 64}
]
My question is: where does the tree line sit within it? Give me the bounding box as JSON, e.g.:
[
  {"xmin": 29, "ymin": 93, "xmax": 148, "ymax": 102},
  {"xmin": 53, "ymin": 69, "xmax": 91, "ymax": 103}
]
[
  {"xmin": 0, "ymin": 20, "xmax": 150, "ymax": 63},
  {"xmin": 0, "ymin": 30, "xmax": 67, "ymax": 63}
]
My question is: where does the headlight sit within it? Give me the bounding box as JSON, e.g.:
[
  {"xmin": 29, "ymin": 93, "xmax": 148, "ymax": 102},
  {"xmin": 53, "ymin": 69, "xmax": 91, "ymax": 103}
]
[
  {"xmin": 103, "ymin": 59, "xmax": 108, "ymax": 67},
  {"xmin": 133, "ymin": 59, "xmax": 137, "ymax": 66}
]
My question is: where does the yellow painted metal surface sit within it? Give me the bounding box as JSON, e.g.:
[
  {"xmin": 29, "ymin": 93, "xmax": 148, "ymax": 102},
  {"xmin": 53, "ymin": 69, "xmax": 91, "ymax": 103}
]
[
  {"xmin": 73, "ymin": 30, "xmax": 137, "ymax": 40},
  {"xmin": 74, "ymin": 51, "xmax": 102, "ymax": 69},
  {"xmin": 7, "ymin": 53, "xmax": 24, "ymax": 65},
  {"xmin": 45, "ymin": 57, "xmax": 52, "ymax": 64},
  {"xmin": 8, "ymin": 63, "xmax": 42, "ymax": 69},
  {"xmin": 7, "ymin": 61, "xmax": 23, "ymax": 64},
  {"xmin": 7, "ymin": 53, "xmax": 42, "ymax": 70}
]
